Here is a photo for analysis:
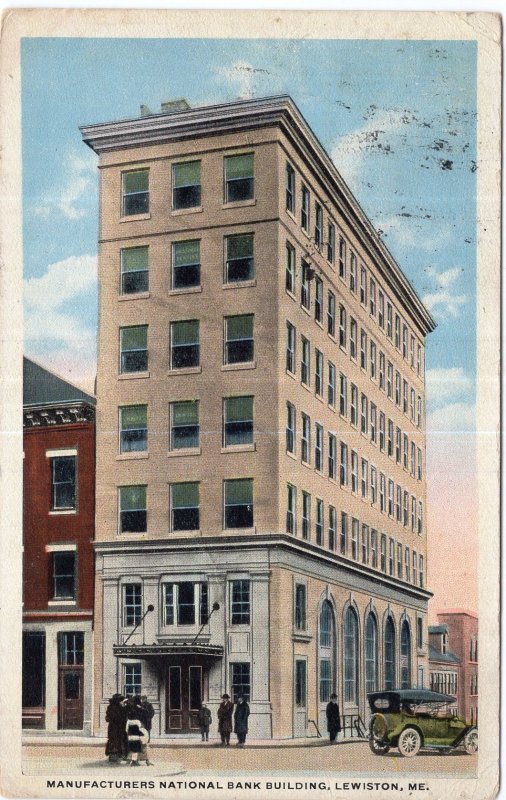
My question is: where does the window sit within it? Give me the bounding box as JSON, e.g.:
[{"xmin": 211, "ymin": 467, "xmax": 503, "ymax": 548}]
[
  {"xmin": 361, "ymin": 524, "xmax": 369, "ymax": 563},
  {"xmin": 301, "ymin": 414, "xmax": 310, "ymax": 463},
  {"xmin": 340, "ymin": 442, "xmax": 348, "ymax": 486},
  {"xmin": 371, "ymin": 466, "xmax": 377, "ymax": 504},
  {"xmin": 301, "ymin": 337, "xmax": 310, "ymax": 385},
  {"xmin": 172, "ymin": 161, "xmax": 201, "ymax": 209},
  {"xmin": 397, "ymin": 543, "xmax": 403, "ymax": 577},
  {"xmin": 124, "ymin": 663, "xmax": 142, "ymax": 697},
  {"xmin": 395, "ymin": 314, "xmax": 401, "ymax": 349},
  {"xmin": 170, "ymin": 401, "xmax": 199, "ymax": 450},
  {"xmin": 411, "ymin": 496, "xmax": 416, "ymax": 531},
  {"xmin": 417, "ymin": 618, "xmax": 423, "ymax": 649},
  {"xmin": 316, "ymin": 499, "xmax": 324, "ymax": 545},
  {"xmin": 171, "ymin": 482, "xmax": 199, "ymax": 531},
  {"xmin": 287, "ymin": 484, "xmax": 296, "ymax": 533},
  {"xmin": 365, "ymin": 614, "xmax": 378, "ymax": 693},
  {"xmin": 349, "ymin": 251, "xmax": 356, "ymax": 291},
  {"xmin": 225, "ymin": 234, "xmax": 254, "ymax": 282},
  {"xmin": 328, "ymin": 362, "xmax": 336, "ymax": 407},
  {"xmin": 122, "ymin": 170, "xmax": 149, "ymax": 216},
  {"xmin": 315, "ymin": 424, "xmax": 323, "ymax": 471},
  {"xmin": 51, "ymin": 456, "xmax": 76, "ymax": 510},
  {"xmin": 119, "ymin": 405, "xmax": 147, "ymax": 453},
  {"xmin": 417, "ymin": 396, "xmax": 422, "ymax": 427},
  {"xmin": 339, "ymin": 373, "xmax": 347, "ymax": 415},
  {"xmin": 231, "ymin": 663, "xmax": 250, "ymax": 702},
  {"xmin": 380, "ymin": 473, "xmax": 386, "ymax": 512},
  {"xmin": 119, "ymin": 486, "xmax": 146, "ymax": 533},
  {"xmin": 418, "ymin": 501, "xmax": 423, "ymax": 535},
  {"xmin": 379, "ymin": 352, "xmax": 385, "ymax": 390},
  {"xmin": 52, "ymin": 552, "xmax": 76, "ymax": 600},
  {"xmin": 327, "ymin": 291, "xmax": 336, "ymax": 336},
  {"xmin": 344, "ymin": 607, "xmax": 359, "ymax": 704},
  {"xmin": 395, "ymin": 371, "xmax": 401, "ymax": 406},
  {"xmin": 396, "ymin": 427, "xmax": 401, "ymax": 463},
  {"xmin": 231, "ymin": 580, "xmax": 250, "ymax": 625},
  {"xmin": 301, "ymin": 185, "xmax": 310, "ymax": 231},
  {"xmin": 413, "ymin": 551, "xmax": 418, "ymax": 586},
  {"xmin": 389, "ymin": 538, "xmax": 395, "ymax": 576},
  {"xmin": 224, "ymin": 479, "xmax": 253, "ymax": 528},
  {"xmin": 328, "ymin": 433, "xmax": 336, "ymax": 480},
  {"xmin": 380, "ymin": 535, "xmax": 387, "ymax": 572},
  {"xmin": 59, "ymin": 632, "xmax": 84, "ymax": 668},
  {"xmin": 286, "ymin": 162, "xmax": 295, "ymax": 213},
  {"xmin": 224, "ymin": 396, "xmax": 253, "ymax": 447},
  {"xmin": 411, "ymin": 388, "xmax": 416, "ymax": 421},
  {"xmin": 417, "ymin": 448, "xmax": 423, "ymax": 480},
  {"xmin": 315, "ymin": 203, "xmax": 323, "ymax": 248},
  {"xmin": 121, "ymin": 246, "xmax": 148, "ymax": 294},
  {"xmin": 340, "ymin": 512, "xmax": 348, "ymax": 555},
  {"xmin": 371, "ymin": 529, "xmax": 378, "ymax": 568},
  {"xmin": 370, "ymin": 341, "xmax": 377, "ymax": 379},
  {"xmin": 301, "ymin": 262, "xmax": 311, "ymax": 310},
  {"xmin": 387, "ymin": 419, "xmax": 393, "ymax": 456},
  {"xmin": 403, "ymin": 491, "xmax": 409, "ymax": 526},
  {"xmin": 224, "ymin": 315, "xmax": 254, "ymax": 364},
  {"xmin": 410, "ymin": 335, "xmax": 415, "ymax": 368},
  {"xmin": 120, "ymin": 325, "xmax": 148, "ymax": 373},
  {"xmin": 314, "ymin": 277, "xmax": 323, "ymax": 323},
  {"xmin": 328, "ymin": 223, "xmax": 335, "ymax": 263},
  {"xmin": 295, "ymin": 584, "xmax": 306, "ymax": 629},
  {"xmin": 171, "ymin": 320, "xmax": 199, "ymax": 368},
  {"xmin": 339, "ymin": 306, "xmax": 347, "ymax": 349},
  {"xmin": 164, "ymin": 582, "xmax": 208, "ymax": 626},
  {"xmin": 417, "ymin": 344, "xmax": 422, "ymax": 375},
  {"xmin": 403, "ymin": 379, "xmax": 408, "ymax": 413},
  {"xmin": 302, "ymin": 492, "xmax": 310, "ymax": 540},
  {"xmin": 123, "ymin": 583, "xmax": 142, "ymax": 627},
  {"xmin": 400, "ymin": 621, "xmax": 412, "ymax": 689},
  {"xmin": 360, "ymin": 393, "xmax": 368, "ymax": 435},
  {"xmin": 378, "ymin": 291, "xmax": 385, "ymax": 328},
  {"xmin": 286, "ymin": 242, "xmax": 296, "ymax": 294},
  {"xmin": 319, "ymin": 613, "xmax": 334, "ymax": 702},
  {"xmin": 388, "ymin": 480, "xmax": 394, "ymax": 517},
  {"xmin": 361, "ymin": 458, "xmax": 368, "ymax": 499},
  {"xmin": 351, "ymin": 518, "xmax": 359, "ymax": 560},
  {"xmin": 419, "ymin": 555, "xmax": 424, "ymax": 588},
  {"xmin": 370, "ymin": 279, "xmax": 376, "ymax": 316},
  {"xmin": 360, "ymin": 329, "xmax": 367, "ymax": 370},
  {"xmin": 350, "ymin": 318, "xmax": 357, "ymax": 358},
  {"xmin": 286, "ymin": 322, "xmax": 296, "ymax": 373},
  {"xmin": 379, "ymin": 412, "xmax": 385, "ymax": 451},
  {"xmin": 329, "ymin": 506, "xmax": 336, "ymax": 551},
  {"xmin": 286, "ymin": 403, "xmax": 296, "ymax": 454},
  {"xmin": 351, "ymin": 451, "xmax": 358, "ymax": 493},
  {"xmin": 402, "ymin": 324, "xmax": 408, "ymax": 359},
  {"xmin": 225, "ymin": 153, "xmax": 253, "ymax": 202},
  {"xmin": 387, "ymin": 361, "xmax": 393, "ymax": 399},
  {"xmin": 370, "ymin": 404, "xmax": 377, "ymax": 443},
  {"xmin": 172, "ymin": 239, "xmax": 200, "ymax": 289},
  {"xmin": 360, "ymin": 266, "xmax": 367, "ymax": 306},
  {"xmin": 403, "ymin": 434, "xmax": 409, "ymax": 469},
  {"xmin": 387, "ymin": 302, "xmax": 393, "ymax": 339},
  {"xmin": 405, "ymin": 547, "xmax": 411, "ymax": 582},
  {"xmin": 350, "ymin": 384, "xmax": 358, "ymax": 426},
  {"xmin": 339, "ymin": 237, "xmax": 346, "ymax": 279},
  {"xmin": 315, "ymin": 350, "xmax": 323, "ymax": 396}
]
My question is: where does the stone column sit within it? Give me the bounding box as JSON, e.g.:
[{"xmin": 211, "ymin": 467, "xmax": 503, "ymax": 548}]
[{"xmin": 249, "ymin": 570, "xmax": 272, "ymax": 738}]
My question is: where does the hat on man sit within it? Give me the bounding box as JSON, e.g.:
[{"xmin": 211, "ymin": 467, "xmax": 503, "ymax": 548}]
[{"xmin": 222, "ymin": 693, "xmax": 230, "ymax": 699}]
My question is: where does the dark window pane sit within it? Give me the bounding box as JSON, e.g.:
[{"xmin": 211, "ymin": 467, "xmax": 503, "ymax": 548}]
[
  {"xmin": 174, "ymin": 184, "xmax": 201, "ymax": 209},
  {"xmin": 225, "ymin": 420, "xmax": 253, "ymax": 446},
  {"xmin": 200, "ymin": 583, "xmax": 208, "ymax": 625},
  {"xmin": 22, "ymin": 632, "xmax": 45, "ymax": 708},
  {"xmin": 225, "ymin": 504, "xmax": 253, "ymax": 528},
  {"xmin": 122, "ymin": 270, "xmax": 148, "ymax": 294},
  {"xmin": 124, "ymin": 192, "xmax": 149, "ymax": 216},
  {"xmin": 121, "ymin": 350, "xmax": 148, "ymax": 373},
  {"xmin": 172, "ymin": 425, "xmax": 199, "ymax": 449},
  {"xmin": 227, "ymin": 257, "xmax": 254, "ymax": 282},
  {"xmin": 178, "ymin": 583, "xmax": 195, "ymax": 624},
  {"xmin": 226, "ymin": 177, "xmax": 254, "ymax": 203},
  {"xmin": 64, "ymin": 673, "xmax": 80, "ymax": 700},
  {"xmin": 189, "ymin": 667, "xmax": 202, "ymax": 709},
  {"xmin": 121, "ymin": 509, "xmax": 147, "ymax": 533},
  {"xmin": 173, "ymin": 507, "xmax": 199, "ymax": 531},
  {"xmin": 173, "ymin": 264, "xmax": 200, "ymax": 289},
  {"xmin": 226, "ymin": 340, "xmax": 254, "ymax": 364},
  {"xmin": 121, "ymin": 429, "xmax": 147, "ymax": 452},
  {"xmin": 169, "ymin": 668, "xmax": 181, "ymax": 710},
  {"xmin": 172, "ymin": 344, "xmax": 199, "ymax": 369}
]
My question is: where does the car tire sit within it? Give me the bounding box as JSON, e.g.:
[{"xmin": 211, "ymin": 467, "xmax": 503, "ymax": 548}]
[
  {"xmin": 368, "ymin": 737, "xmax": 390, "ymax": 755},
  {"xmin": 369, "ymin": 713, "xmax": 388, "ymax": 740},
  {"xmin": 397, "ymin": 727, "xmax": 422, "ymax": 757},
  {"xmin": 463, "ymin": 728, "xmax": 478, "ymax": 754}
]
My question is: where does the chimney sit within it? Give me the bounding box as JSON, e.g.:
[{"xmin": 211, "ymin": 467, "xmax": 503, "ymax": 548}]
[{"xmin": 160, "ymin": 98, "xmax": 191, "ymax": 114}]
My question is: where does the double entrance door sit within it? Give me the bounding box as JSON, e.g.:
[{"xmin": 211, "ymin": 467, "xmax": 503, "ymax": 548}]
[{"xmin": 166, "ymin": 661, "xmax": 204, "ymax": 733}]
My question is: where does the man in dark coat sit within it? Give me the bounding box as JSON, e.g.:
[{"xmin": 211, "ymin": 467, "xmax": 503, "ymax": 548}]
[
  {"xmin": 105, "ymin": 693, "xmax": 128, "ymax": 762},
  {"xmin": 198, "ymin": 704, "xmax": 212, "ymax": 741},
  {"xmin": 233, "ymin": 695, "xmax": 250, "ymax": 746},
  {"xmin": 217, "ymin": 694, "xmax": 234, "ymax": 746},
  {"xmin": 326, "ymin": 693, "xmax": 341, "ymax": 743}
]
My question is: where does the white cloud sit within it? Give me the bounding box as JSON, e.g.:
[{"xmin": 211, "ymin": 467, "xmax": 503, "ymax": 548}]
[
  {"xmin": 422, "ymin": 265, "xmax": 467, "ymax": 318},
  {"xmin": 214, "ymin": 61, "xmax": 263, "ymax": 100},
  {"xmin": 426, "ymin": 366, "xmax": 473, "ymax": 403},
  {"xmin": 24, "ymin": 254, "xmax": 97, "ymax": 313},
  {"xmin": 426, "ymin": 401, "xmax": 475, "ymax": 433},
  {"xmin": 373, "ymin": 214, "xmax": 450, "ymax": 252},
  {"xmin": 32, "ymin": 149, "xmax": 97, "ymax": 220}
]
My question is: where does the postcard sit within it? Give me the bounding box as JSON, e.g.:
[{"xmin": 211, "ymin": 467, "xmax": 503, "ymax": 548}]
[{"xmin": 0, "ymin": 9, "xmax": 500, "ymax": 800}]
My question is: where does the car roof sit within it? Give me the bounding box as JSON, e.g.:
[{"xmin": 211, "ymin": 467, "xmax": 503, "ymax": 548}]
[{"xmin": 367, "ymin": 689, "xmax": 456, "ymax": 707}]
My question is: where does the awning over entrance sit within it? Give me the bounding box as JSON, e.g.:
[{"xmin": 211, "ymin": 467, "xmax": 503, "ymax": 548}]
[{"xmin": 113, "ymin": 642, "xmax": 224, "ymax": 659}]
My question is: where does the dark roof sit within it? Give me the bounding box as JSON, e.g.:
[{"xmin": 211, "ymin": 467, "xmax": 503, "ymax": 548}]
[
  {"xmin": 428, "ymin": 645, "xmax": 461, "ymax": 664},
  {"xmin": 23, "ymin": 357, "xmax": 95, "ymax": 407},
  {"xmin": 367, "ymin": 689, "xmax": 456, "ymax": 710},
  {"xmin": 429, "ymin": 624, "xmax": 448, "ymax": 634}
]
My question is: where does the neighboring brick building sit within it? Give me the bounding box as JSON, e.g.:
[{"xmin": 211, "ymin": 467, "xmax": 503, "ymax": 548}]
[
  {"xmin": 81, "ymin": 95, "xmax": 435, "ymax": 739},
  {"xmin": 22, "ymin": 357, "xmax": 95, "ymax": 734},
  {"xmin": 433, "ymin": 610, "xmax": 478, "ymax": 725},
  {"xmin": 428, "ymin": 623, "xmax": 460, "ymax": 714}
]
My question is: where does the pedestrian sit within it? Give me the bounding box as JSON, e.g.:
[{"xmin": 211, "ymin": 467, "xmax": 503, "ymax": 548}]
[
  {"xmin": 139, "ymin": 695, "xmax": 155, "ymax": 765},
  {"xmin": 217, "ymin": 693, "xmax": 234, "ymax": 746},
  {"xmin": 198, "ymin": 703, "xmax": 212, "ymax": 741},
  {"xmin": 326, "ymin": 693, "xmax": 341, "ymax": 743},
  {"xmin": 233, "ymin": 695, "xmax": 250, "ymax": 747},
  {"xmin": 126, "ymin": 696, "xmax": 149, "ymax": 765},
  {"xmin": 105, "ymin": 693, "xmax": 128, "ymax": 762}
]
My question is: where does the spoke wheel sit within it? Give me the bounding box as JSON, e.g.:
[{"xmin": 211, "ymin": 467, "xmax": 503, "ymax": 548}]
[
  {"xmin": 398, "ymin": 727, "xmax": 422, "ymax": 758},
  {"xmin": 369, "ymin": 737, "xmax": 390, "ymax": 755},
  {"xmin": 464, "ymin": 728, "xmax": 478, "ymax": 754}
]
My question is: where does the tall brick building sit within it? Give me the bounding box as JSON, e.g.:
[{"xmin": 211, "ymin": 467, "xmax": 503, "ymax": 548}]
[
  {"xmin": 431, "ymin": 610, "xmax": 478, "ymax": 725},
  {"xmin": 81, "ymin": 95, "xmax": 435, "ymax": 739}
]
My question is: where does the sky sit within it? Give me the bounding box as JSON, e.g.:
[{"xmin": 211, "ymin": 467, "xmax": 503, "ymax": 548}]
[{"xmin": 22, "ymin": 37, "xmax": 478, "ymax": 616}]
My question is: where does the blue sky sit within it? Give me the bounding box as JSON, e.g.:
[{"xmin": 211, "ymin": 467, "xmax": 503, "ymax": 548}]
[{"xmin": 22, "ymin": 37, "xmax": 477, "ymax": 432}]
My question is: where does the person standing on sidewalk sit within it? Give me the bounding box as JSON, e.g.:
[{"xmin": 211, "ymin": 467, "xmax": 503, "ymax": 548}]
[
  {"xmin": 326, "ymin": 693, "xmax": 341, "ymax": 743},
  {"xmin": 233, "ymin": 695, "xmax": 250, "ymax": 747},
  {"xmin": 217, "ymin": 694, "xmax": 234, "ymax": 746},
  {"xmin": 126, "ymin": 697, "xmax": 149, "ymax": 765},
  {"xmin": 139, "ymin": 695, "xmax": 155, "ymax": 765},
  {"xmin": 198, "ymin": 704, "xmax": 212, "ymax": 741},
  {"xmin": 105, "ymin": 694, "xmax": 128, "ymax": 763}
]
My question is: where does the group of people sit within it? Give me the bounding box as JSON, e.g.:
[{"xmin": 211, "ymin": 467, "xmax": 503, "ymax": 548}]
[
  {"xmin": 200, "ymin": 694, "xmax": 250, "ymax": 746},
  {"xmin": 105, "ymin": 694, "xmax": 155, "ymax": 765}
]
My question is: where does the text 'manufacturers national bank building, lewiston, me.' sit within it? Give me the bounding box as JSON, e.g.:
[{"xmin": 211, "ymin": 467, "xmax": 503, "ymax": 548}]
[{"xmin": 80, "ymin": 95, "xmax": 436, "ymax": 740}]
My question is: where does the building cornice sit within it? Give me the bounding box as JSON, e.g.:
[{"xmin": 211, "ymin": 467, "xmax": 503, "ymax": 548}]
[
  {"xmin": 23, "ymin": 401, "xmax": 95, "ymax": 428},
  {"xmin": 80, "ymin": 95, "xmax": 436, "ymax": 335}
]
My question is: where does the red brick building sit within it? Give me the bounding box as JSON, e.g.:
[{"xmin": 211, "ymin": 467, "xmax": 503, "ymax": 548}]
[
  {"xmin": 429, "ymin": 609, "xmax": 478, "ymax": 724},
  {"xmin": 22, "ymin": 358, "xmax": 95, "ymax": 734}
]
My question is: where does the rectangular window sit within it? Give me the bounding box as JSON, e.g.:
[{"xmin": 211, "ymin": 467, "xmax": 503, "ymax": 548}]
[
  {"xmin": 327, "ymin": 223, "xmax": 335, "ymax": 263},
  {"xmin": 121, "ymin": 246, "xmax": 148, "ymax": 294},
  {"xmin": 371, "ymin": 465, "xmax": 377, "ymax": 504},
  {"xmin": 301, "ymin": 337, "xmax": 310, "ymax": 386},
  {"xmin": 379, "ymin": 412, "xmax": 385, "ymax": 451},
  {"xmin": 52, "ymin": 552, "xmax": 76, "ymax": 600},
  {"xmin": 286, "ymin": 242, "xmax": 296, "ymax": 294},
  {"xmin": 122, "ymin": 169, "xmax": 149, "ymax": 216},
  {"xmin": 416, "ymin": 616, "xmax": 423, "ymax": 648},
  {"xmin": 302, "ymin": 492, "xmax": 310, "ymax": 540},
  {"xmin": 328, "ymin": 362, "xmax": 336, "ymax": 407},
  {"xmin": 120, "ymin": 405, "xmax": 147, "ymax": 453},
  {"xmin": 350, "ymin": 318, "xmax": 357, "ymax": 359},
  {"xmin": 225, "ymin": 153, "xmax": 253, "ymax": 202},
  {"xmin": 381, "ymin": 535, "xmax": 387, "ymax": 572},
  {"xmin": 389, "ymin": 538, "xmax": 395, "ymax": 576},
  {"xmin": 301, "ymin": 185, "xmax": 310, "ymax": 231},
  {"xmin": 361, "ymin": 458, "xmax": 368, "ymax": 499},
  {"xmin": 314, "ymin": 276, "xmax": 323, "ymax": 323},
  {"xmin": 315, "ymin": 203, "xmax": 323, "ymax": 248},
  {"xmin": 326, "ymin": 433, "xmax": 336, "ymax": 480},
  {"xmin": 403, "ymin": 434, "xmax": 409, "ymax": 469},
  {"xmin": 231, "ymin": 580, "xmax": 250, "ymax": 625},
  {"xmin": 417, "ymin": 396, "xmax": 422, "ymax": 427},
  {"xmin": 286, "ymin": 403, "xmax": 296, "ymax": 454},
  {"xmin": 171, "ymin": 482, "xmax": 199, "ymax": 531},
  {"xmin": 410, "ymin": 442, "xmax": 416, "ymax": 477},
  {"xmin": 124, "ymin": 663, "xmax": 142, "ymax": 697},
  {"xmin": 170, "ymin": 400, "xmax": 199, "ymax": 450},
  {"xmin": 411, "ymin": 389, "xmax": 416, "ymax": 421},
  {"xmin": 403, "ymin": 379, "xmax": 409, "ymax": 413},
  {"xmin": 413, "ymin": 551, "xmax": 418, "ymax": 586},
  {"xmin": 405, "ymin": 548, "xmax": 411, "ymax": 582},
  {"xmin": 411, "ymin": 496, "xmax": 416, "ymax": 531},
  {"xmin": 380, "ymin": 473, "xmax": 386, "ymax": 512},
  {"xmin": 397, "ymin": 543, "xmax": 403, "ymax": 578},
  {"xmin": 59, "ymin": 632, "xmax": 84, "ymax": 667},
  {"xmin": 231, "ymin": 663, "xmax": 251, "ymax": 702},
  {"xmin": 340, "ymin": 512, "xmax": 348, "ymax": 555},
  {"xmin": 418, "ymin": 501, "xmax": 423, "ymax": 534},
  {"xmin": 328, "ymin": 505, "xmax": 336, "ymax": 551},
  {"xmin": 360, "ymin": 393, "xmax": 368, "ymax": 435},
  {"xmin": 378, "ymin": 290, "xmax": 385, "ymax": 328},
  {"xmin": 360, "ymin": 329, "xmax": 367, "ymax": 370},
  {"xmin": 395, "ymin": 314, "xmax": 401, "ymax": 349},
  {"xmin": 379, "ymin": 352, "xmax": 385, "ymax": 390},
  {"xmin": 396, "ymin": 484, "xmax": 402, "ymax": 521},
  {"xmin": 419, "ymin": 555, "xmax": 424, "ymax": 588},
  {"xmin": 286, "ymin": 162, "xmax": 295, "ymax": 213},
  {"xmin": 370, "ymin": 340, "xmax": 377, "ymax": 379},
  {"xmin": 224, "ymin": 479, "xmax": 253, "ymax": 529},
  {"xmin": 339, "ymin": 306, "xmax": 347, "ymax": 349},
  {"xmin": 360, "ymin": 265, "xmax": 367, "ymax": 306},
  {"xmin": 286, "ymin": 322, "xmax": 296, "ymax": 373},
  {"xmin": 224, "ymin": 314, "xmax": 254, "ymax": 364},
  {"xmin": 387, "ymin": 303, "xmax": 393, "ymax": 339},
  {"xmin": 339, "ymin": 237, "xmax": 346, "ymax": 278},
  {"xmin": 315, "ymin": 350, "xmax": 323, "ymax": 396},
  {"xmin": 351, "ymin": 518, "xmax": 359, "ymax": 560},
  {"xmin": 287, "ymin": 484, "xmax": 296, "ymax": 534},
  {"xmin": 172, "ymin": 239, "xmax": 200, "ymax": 289},
  {"xmin": 295, "ymin": 584, "xmax": 306, "ymax": 629},
  {"xmin": 119, "ymin": 485, "xmax": 147, "ymax": 533},
  {"xmin": 339, "ymin": 372, "xmax": 347, "ymax": 415},
  {"xmin": 225, "ymin": 233, "xmax": 254, "ymax": 282},
  {"xmin": 350, "ymin": 384, "xmax": 358, "ymax": 426},
  {"xmin": 316, "ymin": 498, "xmax": 324, "ymax": 545},
  {"xmin": 403, "ymin": 324, "xmax": 408, "ymax": 359},
  {"xmin": 120, "ymin": 325, "xmax": 148, "ymax": 373},
  {"xmin": 340, "ymin": 442, "xmax": 348, "ymax": 487},
  {"xmin": 370, "ymin": 279, "xmax": 376, "ymax": 316},
  {"xmin": 362, "ymin": 524, "xmax": 369, "ymax": 564},
  {"xmin": 171, "ymin": 320, "xmax": 199, "ymax": 368},
  {"xmin": 403, "ymin": 491, "xmax": 409, "ymax": 526},
  {"xmin": 301, "ymin": 261, "xmax": 311, "ymax": 310},
  {"xmin": 315, "ymin": 424, "xmax": 323, "ymax": 471},
  {"xmin": 387, "ymin": 419, "xmax": 393, "ymax": 457},
  {"xmin": 417, "ymin": 448, "xmax": 423, "ymax": 480},
  {"xmin": 395, "ymin": 371, "xmax": 401, "ymax": 406},
  {"xmin": 387, "ymin": 361, "xmax": 393, "ymax": 399},
  {"xmin": 224, "ymin": 396, "xmax": 253, "ymax": 447},
  {"xmin": 410, "ymin": 335, "xmax": 415, "ymax": 368},
  {"xmin": 396, "ymin": 427, "xmax": 401, "ymax": 463},
  {"xmin": 327, "ymin": 291, "xmax": 336, "ymax": 336},
  {"xmin": 173, "ymin": 161, "xmax": 201, "ymax": 210},
  {"xmin": 388, "ymin": 480, "xmax": 394, "ymax": 517},
  {"xmin": 350, "ymin": 251, "xmax": 356, "ymax": 291},
  {"xmin": 351, "ymin": 450, "xmax": 358, "ymax": 493},
  {"xmin": 123, "ymin": 583, "xmax": 142, "ymax": 627},
  {"xmin": 371, "ymin": 529, "xmax": 378, "ymax": 568},
  {"xmin": 51, "ymin": 456, "xmax": 76, "ymax": 510},
  {"xmin": 417, "ymin": 344, "xmax": 422, "ymax": 375},
  {"xmin": 301, "ymin": 413, "xmax": 310, "ymax": 463},
  {"xmin": 163, "ymin": 582, "xmax": 208, "ymax": 626}
]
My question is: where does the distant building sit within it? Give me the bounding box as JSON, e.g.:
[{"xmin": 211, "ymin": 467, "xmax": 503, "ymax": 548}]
[
  {"xmin": 428, "ymin": 623, "xmax": 460, "ymax": 714},
  {"xmin": 434, "ymin": 610, "xmax": 478, "ymax": 725},
  {"xmin": 22, "ymin": 358, "xmax": 95, "ymax": 734}
]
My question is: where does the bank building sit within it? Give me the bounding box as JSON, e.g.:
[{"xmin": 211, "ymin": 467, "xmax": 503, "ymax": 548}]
[{"xmin": 80, "ymin": 95, "xmax": 435, "ymax": 739}]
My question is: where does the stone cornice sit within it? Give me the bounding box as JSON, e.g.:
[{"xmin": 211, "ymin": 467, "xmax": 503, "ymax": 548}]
[{"xmin": 23, "ymin": 401, "xmax": 95, "ymax": 428}]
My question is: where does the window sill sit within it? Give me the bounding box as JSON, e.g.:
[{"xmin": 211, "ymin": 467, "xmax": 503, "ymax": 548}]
[
  {"xmin": 116, "ymin": 452, "xmax": 149, "ymax": 461},
  {"xmin": 119, "ymin": 213, "xmax": 151, "ymax": 223},
  {"xmin": 285, "ymin": 370, "xmax": 297, "ymax": 381},
  {"xmin": 292, "ymin": 631, "xmax": 312, "ymax": 643},
  {"xmin": 221, "ymin": 361, "xmax": 256, "ymax": 371},
  {"xmin": 119, "ymin": 292, "xmax": 150, "ymax": 302},
  {"xmin": 301, "ymin": 382, "xmax": 312, "ymax": 395},
  {"xmin": 222, "ymin": 279, "xmax": 256, "ymax": 290},
  {"xmin": 168, "ymin": 366, "xmax": 202, "ymax": 376},
  {"xmin": 315, "ymin": 319, "xmax": 324, "ymax": 330},
  {"xmin": 222, "ymin": 199, "xmax": 256, "ymax": 210},
  {"xmin": 327, "ymin": 333, "xmax": 337, "ymax": 344},
  {"xmin": 286, "ymin": 450, "xmax": 297, "ymax": 461},
  {"xmin": 168, "ymin": 286, "xmax": 203, "ymax": 296},
  {"xmin": 171, "ymin": 529, "xmax": 202, "ymax": 535},
  {"xmin": 49, "ymin": 509, "xmax": 77, "ymax": 516},
  {"xmin": 221, "ymin": 444, "xmax": 256, "ymax": 454},
  {"xmin": 171, "ymin": 206, "xmax": 203, "ymax": 216},
  {"xmin": 315, "ymin": 393, "xmax": 324, "ymax": 404},
  {"xmin": 223, "ymin": 527, "xmax": 256, "ymax": 535},
  {"xmin": 118, "ymin": 371, "xmax": 150, "ymax": 381},
  {"xmin": 48, "ymin": 600, "xmax": 77, "ymax": 607},
  {"xmin": 301, "ymin": 460, "xmax": 312, "ymax": 471},
  {"xmin": 328, "ymin": 403, "xmax": 336, "ymax": 412},
  {"xmin": 285, "ymin": 289, "xmax": 297, "ymax": 302},
  {"xmin": 301, "ymin": 305, "xmax": 311, "ymax": 318},
  {"xmin": 168, "ymin": 447, "xmax": 202, "ymax": 458},
  {"xmin": 285, "ymin": 208, "xmax": 297, "ymax": 224}
]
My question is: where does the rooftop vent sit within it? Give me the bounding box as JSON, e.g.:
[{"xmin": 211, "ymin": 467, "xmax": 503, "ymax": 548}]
[{"xmin": 160, "ymin": 98, "xmax": 191, "ymax": 114}]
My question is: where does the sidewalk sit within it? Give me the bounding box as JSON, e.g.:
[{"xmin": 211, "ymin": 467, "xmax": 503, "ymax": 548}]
[{"xmin": 23, "ymin": 734, "xmax": 366, "ymax": 749}]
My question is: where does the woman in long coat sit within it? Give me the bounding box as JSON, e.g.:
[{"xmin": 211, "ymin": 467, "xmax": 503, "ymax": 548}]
[
  {"xmin": 233, "ymin": 695, "xmax": 250, "ymax": 746},
  {"xmin": 105, "ymin": 694, "xmax": 128, "ymax": 762},
  {"xmin": 217, "ymin": 694, "xmax": 234, "ymax": 746}
]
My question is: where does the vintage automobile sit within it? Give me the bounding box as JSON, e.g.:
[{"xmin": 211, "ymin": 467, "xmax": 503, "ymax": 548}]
[{"xmin": 367, "ymin": 689, "xmax": 478, "ymax": 757}]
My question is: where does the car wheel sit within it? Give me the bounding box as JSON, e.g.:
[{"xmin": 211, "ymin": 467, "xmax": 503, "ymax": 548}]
[
  {"xmin": 464, "ymin": 728, "xmax": 478, "ymax": 754},
  {"xmin": 369, "ymin": 713, "xmax": 388, "ymax": 740},
  {"xmin": 397, "ymin": 727, "xmax": 422, "ymax": 757},
  {"xmin": 369, "ymin": 737, "xmax": 390, "ymax": 755}
]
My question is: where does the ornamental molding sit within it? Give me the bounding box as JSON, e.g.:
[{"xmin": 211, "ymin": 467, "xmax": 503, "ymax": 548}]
[{"xmin": 23, "ymin": 402, "xmax": 95, "ymax": 428}]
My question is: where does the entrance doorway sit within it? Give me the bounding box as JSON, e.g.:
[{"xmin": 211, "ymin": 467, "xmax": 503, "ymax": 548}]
[
  {"xmin": 58, "ymin": 632, "xmax": 84, "ymax": 730},
  {"xmin": 166, "ymin": 662, "xmax": 203, "ymax": 733}
]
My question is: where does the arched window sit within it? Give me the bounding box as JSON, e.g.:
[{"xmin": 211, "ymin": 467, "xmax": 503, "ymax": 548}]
[
  {"xmin": 365, "ymin": 613, "xmax": 378, "ymax": 694},
  {"xmin": 384, "ymin": 617, "xmax": 396, "ymax": 690},
  {"xmin": 400, "ymin": 621, "xmax": 412, "ymax": 689},
  {"xmin": 344, "ymin": 606, "xmax": 359, "ymax": 704},
  {"xmin": 319, "ymin": 601, "xmax": 335, "ymax": 703}
]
